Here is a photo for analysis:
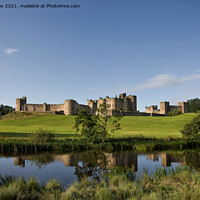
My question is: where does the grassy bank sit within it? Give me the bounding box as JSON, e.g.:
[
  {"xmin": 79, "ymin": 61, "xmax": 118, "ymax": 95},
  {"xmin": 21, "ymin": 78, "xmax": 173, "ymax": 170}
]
[
  {"xmin": 0, "ymin": 166, "xmax": 199, "ymax": 200},
  {"xmin": 1, "ymin": 138, "xmax": 200, "ymax": 153},
  {"xmin": 0, "ymin": 112, "xmax": 197, "ymax": 139}
]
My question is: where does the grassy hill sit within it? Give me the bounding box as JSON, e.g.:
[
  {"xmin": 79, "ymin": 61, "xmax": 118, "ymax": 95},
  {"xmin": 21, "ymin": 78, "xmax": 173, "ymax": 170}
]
[{"xmin": 0, "ymin": 112, "xmax": 196, "ymax": 139}]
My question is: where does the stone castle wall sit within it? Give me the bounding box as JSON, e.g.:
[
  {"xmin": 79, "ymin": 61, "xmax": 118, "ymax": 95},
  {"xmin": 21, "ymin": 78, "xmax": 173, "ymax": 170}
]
[
  {"xmin": 146, "ymin": 101, "xmax": 189, "ymax": 116},
  {"xmin": 16, "ymin": 97, "xmax": 90, "ymax": 115},
  {"xmin": 16, "ymin": 93, "xmax": 137, "ymax": 116}
]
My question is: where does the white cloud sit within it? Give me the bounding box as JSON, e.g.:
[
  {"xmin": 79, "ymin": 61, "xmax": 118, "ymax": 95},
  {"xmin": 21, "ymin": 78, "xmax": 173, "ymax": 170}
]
[
  {"xmin": 89, "ymin": 73, "xmax": 200, "ymax": 94},
  {"xmin": 135, "ymin": 73, "xmax": 200, "ymax": 90},
  {"xmin": 4, "ymin": 48, "xmax": 19, "ymax": 55}
]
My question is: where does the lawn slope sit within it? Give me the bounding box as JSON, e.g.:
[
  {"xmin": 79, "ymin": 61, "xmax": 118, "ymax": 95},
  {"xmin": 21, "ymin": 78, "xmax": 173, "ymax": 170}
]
[{"xmin": 0, "ymin": 112, "xmax": 196, "ymax": 138}]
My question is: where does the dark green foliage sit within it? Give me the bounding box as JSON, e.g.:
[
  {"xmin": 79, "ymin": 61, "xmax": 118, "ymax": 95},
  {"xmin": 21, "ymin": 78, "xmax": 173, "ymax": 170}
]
[
  {"xmin": 74, "ymin": 110, "xmax": 100, "ymax": 143},
  {"xmin": 1, "ymin": 137, "xmax": 200, "ymax": 154},
  {"xmin": 168, "ymin": 110, "xmax": 182, "ymax": 116},
  {"xmin": 29, "ymin": 128, "xmax": 55, "ymax": 144},
  {"xmin": 74, "ymin": 104, "xmax": 122, "ymax": 143},
  {"xmin": 181, "ymin": 114, "xmax": 200, "ymax": 140},
  {"xmin": 189, "ymin": 98, "xmax": 200, "ymax": 113},
  {"xmin": 0, "ymin": 104, "xmax": 14, "ymax": 117}
]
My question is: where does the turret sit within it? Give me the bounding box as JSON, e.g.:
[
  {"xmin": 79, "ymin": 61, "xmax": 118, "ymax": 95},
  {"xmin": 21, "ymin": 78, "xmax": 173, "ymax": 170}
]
[{"xmin": 15, "ymin": 96, "xmax": 27, "ymax": 111}]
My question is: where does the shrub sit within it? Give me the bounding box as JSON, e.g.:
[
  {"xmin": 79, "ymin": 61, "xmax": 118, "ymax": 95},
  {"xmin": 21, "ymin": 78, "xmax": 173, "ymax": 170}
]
[
  {"xmin": 181, "ymin": 114, "xmax": 200, "ymax": 140},
  {"xmin": 29, "ymin": 128, "xmax": 55, "ymax": 144},
  {"xmin": 168, "ymin": 110, "xmax": 182, "ymax": 116}
]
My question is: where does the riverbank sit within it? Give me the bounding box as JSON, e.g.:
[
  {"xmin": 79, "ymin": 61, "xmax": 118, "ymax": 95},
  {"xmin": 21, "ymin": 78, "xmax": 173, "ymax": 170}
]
[
  {"xmin": 0, "ymin": 112, "xmax": 196, "ymax": 139},
  {"xmin": 1, "ymin": 137, "xmax": 200, "ymax": 153},
  {"xmin": 0, "ymin": 166, "xmax": 199, "ymax": 200}
]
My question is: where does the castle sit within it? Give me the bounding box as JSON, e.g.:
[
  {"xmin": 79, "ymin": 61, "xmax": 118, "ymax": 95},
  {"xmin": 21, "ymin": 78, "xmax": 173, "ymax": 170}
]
[
  {"xmin": 16, "ymin": 93, "xmax": 189, "ymax": 116},
  {"xmin": 16, "ymin": 93, "xmax": 137, "ymax": 116}
]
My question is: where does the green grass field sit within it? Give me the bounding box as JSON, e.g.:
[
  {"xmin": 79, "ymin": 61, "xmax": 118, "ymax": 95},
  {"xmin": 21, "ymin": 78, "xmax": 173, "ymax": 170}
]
[{"xmin": 0, "ymin": 112, "xmax": 196, "ymax": 139}]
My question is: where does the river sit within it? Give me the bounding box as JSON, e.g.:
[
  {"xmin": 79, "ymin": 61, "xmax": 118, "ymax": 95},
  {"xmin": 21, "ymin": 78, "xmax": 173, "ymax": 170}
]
[{"xmin": 0, "ymin": 150, "xmax": 199, "ymax": 186}]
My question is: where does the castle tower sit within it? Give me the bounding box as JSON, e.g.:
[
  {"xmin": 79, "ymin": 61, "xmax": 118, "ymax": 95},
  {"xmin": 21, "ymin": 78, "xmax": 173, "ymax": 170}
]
[
  {"xmin": 64, "ymin": 100, "xmax": 77, "ymax": 115},
  {"xmin": 15, "ymin": 98, "xmax": 21, "ymax": 111},
  {"xmin": 43, "ymin": 103, "xmax": 47, "ymax": 112},
  {"xmin": 16, "ymin": 96, "xmax": 27, "ymax": 111},
  {"xmin": 160, "ymin": 101, "xmax": 169, "ymax": 115},
  {"xmin": 127, "ymin": 95, "xmax": 137, "ymax": 112},
  {"xmin": 133, "ymin": 95, "xmax": 137, "ymax": 112},
  {"xmin": 87, "ymin": 99, "xmax": 97, "ymax": 115},
  {"xmin": 178, "ymin": 102, "xmax": 189, "ymax": 113}
]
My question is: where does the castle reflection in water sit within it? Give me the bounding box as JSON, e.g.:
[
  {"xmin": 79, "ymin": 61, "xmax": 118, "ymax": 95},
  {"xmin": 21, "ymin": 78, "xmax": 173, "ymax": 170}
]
[{"xmin": 13, "ymin": 152, "xmax": 186, "ymax": 171}]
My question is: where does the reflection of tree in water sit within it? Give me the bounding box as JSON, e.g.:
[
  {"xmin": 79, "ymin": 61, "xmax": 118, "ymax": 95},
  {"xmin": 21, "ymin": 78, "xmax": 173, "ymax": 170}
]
[
  {"xmin": 184, "ymin": 150, "xmax": 200, "ymax": 170},
  {"xmin": 74, "ymin": 150, "xmax": 108, "ymax": 182},
  {"xmin": 28, "ymin": 154, "xmax": 55, "ymax": 169}
]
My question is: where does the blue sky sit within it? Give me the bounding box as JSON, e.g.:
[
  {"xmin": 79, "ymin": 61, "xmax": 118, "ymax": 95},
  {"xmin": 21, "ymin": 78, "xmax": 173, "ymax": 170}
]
[{"xmin": 0, "ymin": 0, "xmax": 200, "ymax": 111}]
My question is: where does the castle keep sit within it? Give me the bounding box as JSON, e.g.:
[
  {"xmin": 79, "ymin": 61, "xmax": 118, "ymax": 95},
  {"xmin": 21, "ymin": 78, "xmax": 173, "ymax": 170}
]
[
  {"xmin": 87, "ymin": 93, "xmax": 137, "ymax": 115},
  {"xmin": 16, "ymin": 93, "xmax": 137, "ymax": 116}
]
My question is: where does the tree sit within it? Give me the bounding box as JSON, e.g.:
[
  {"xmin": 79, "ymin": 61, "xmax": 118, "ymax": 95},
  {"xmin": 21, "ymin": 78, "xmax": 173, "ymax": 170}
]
[
  {"xmin": 180, "ymin": 114, "xmax": 200, "ymax": 140},
  {"xmin": 188, "ymin": 98, "xmax": 200, "ymax": 113},
  {"xmin": 74, "ymin": 104, "xmax": 122, "ymax": 143},
  {"xmin": 73, "ymin": 110, "xmax": 99, "ymax": 142},
  {"xmin": 95, "ymin": 103, "xmax": 121, "ymax": 141}
]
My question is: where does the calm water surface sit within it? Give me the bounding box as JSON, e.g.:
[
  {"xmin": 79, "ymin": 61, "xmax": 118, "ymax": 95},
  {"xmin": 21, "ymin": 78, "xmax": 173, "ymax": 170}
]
[{"xmin": 0, "ymin": 150, "xmax": 199, "ymax": 186}]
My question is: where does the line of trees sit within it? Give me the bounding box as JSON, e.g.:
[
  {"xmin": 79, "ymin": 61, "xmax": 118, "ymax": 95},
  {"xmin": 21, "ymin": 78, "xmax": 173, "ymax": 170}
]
[{"xmin": 0, "ymin": 104, "xmax": 14, "ymax": 117}]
